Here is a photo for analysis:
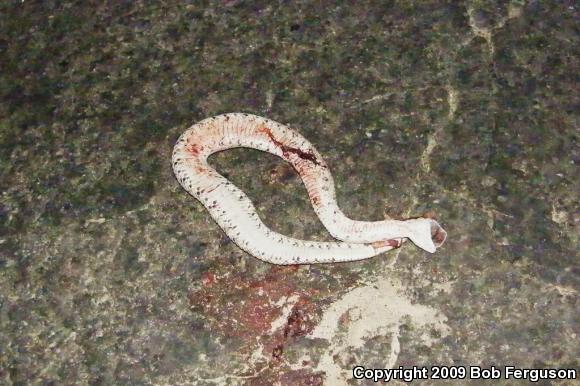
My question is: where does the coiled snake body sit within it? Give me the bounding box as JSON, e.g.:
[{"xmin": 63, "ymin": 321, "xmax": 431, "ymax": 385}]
[{"xmin": 172, "ymin": 113, "xmax": 447, "ymax": 265}]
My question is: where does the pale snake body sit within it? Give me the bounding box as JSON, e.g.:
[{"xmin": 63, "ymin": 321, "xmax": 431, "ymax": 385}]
[{"xmin": 172, "ymin": 113, "xmax": 447, "ymax": 264}]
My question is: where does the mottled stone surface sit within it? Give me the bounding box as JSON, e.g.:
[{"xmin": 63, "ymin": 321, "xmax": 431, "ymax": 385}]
[{"xmin": 0, "ymin": 1, "xmax": 578, "ymax": 385}]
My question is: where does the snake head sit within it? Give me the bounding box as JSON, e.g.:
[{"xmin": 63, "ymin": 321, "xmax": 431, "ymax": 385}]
[{"xmin": 406, "ymin": 218, "xmax": 447, "ymax": 253}]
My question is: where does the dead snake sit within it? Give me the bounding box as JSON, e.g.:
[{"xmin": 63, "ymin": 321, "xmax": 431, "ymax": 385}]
[{"xmin": 172, "ymin": 113, "xmax": 447, "ymax": 264}]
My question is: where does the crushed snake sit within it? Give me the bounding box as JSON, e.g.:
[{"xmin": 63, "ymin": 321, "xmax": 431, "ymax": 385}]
[{"xmin": 172, "ymin": 113, "xmax": 447, "ymax": 265}]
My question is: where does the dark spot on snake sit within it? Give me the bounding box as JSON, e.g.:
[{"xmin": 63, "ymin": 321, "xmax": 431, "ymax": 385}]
[
  {"xmin": 258, "ymin": 126, "xmax": 321, "ymax": 166},
  {"xmin": 311, "ymin": 196, "xmax": 321, "ymax": 206}
]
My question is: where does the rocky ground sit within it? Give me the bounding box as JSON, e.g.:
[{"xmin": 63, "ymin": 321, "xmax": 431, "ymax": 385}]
[{"xmin": 1, "ymin": 1, "xmax": 578, "ymax": 385}]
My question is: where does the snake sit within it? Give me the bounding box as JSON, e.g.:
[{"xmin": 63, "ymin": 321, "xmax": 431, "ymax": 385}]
[{"xmin": 172, "ymin": 113, "xmax": 447, "ymax": 265}]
